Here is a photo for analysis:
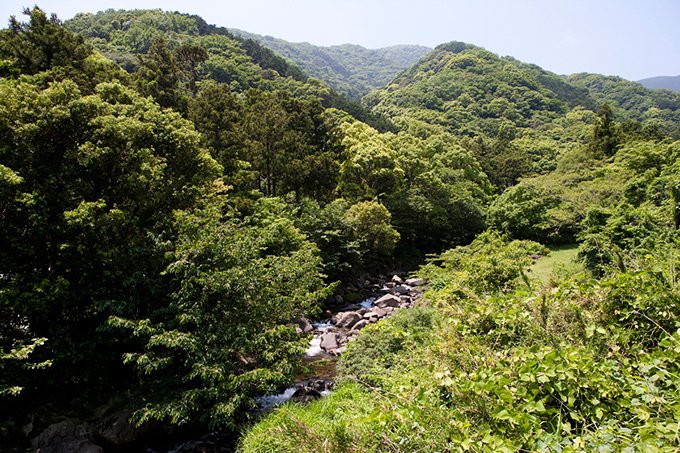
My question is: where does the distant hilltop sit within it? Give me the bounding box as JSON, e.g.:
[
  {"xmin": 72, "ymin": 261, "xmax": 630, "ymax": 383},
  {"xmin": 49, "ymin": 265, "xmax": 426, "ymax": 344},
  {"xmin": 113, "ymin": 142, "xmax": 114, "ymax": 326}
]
[{"xmin": 637, "ymin": 75, "xmax": 680, "ymax": 92}]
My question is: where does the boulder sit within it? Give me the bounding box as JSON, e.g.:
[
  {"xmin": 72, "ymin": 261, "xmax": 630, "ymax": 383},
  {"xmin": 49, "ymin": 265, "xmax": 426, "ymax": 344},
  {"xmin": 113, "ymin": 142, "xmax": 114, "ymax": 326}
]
[
  {"xmin": 405, "ymin": 278, "xmax": 426, "ymax": 286},
  {"xmin": 320, "ymin": 333, "xmax": 338, "ymax": 350},
  {"xmin": 391, "ymin": 275, "xmax": 404, "ymax": 284},
  {"xmin": 391, "ymin": 285, "xmax": 410, "ymax": 295},
  {"xmin": 94, "ymin": 410, "xmax": 155, "ymax": 447},
  {"xmin": 291, "ymin": 386, "xmax": 322, "ymax": 404},
  {"xmin": 370, "ymin": 306, "xmax": 388, "ymax": 318},
  {"xmin": 375, "ymin": 294, "xmax": 401, "ymax": 308},
  {"xmin": 365, "ymin": 314, "xmax": 379, "ymax": 323},
  {"xmin": 32, "ymin": 419, "xmax": 103, "ymax": 453},
  {"xmin": 335, "ymin": 311, "xmax": 362, "ymax": 329},
  {"xmin": 291, "ymin": 316, "xmax": 314, "ymax": 334},
  {"xmin": 352, "ymin": 320, "xmax": 369, "ymax": 331}
]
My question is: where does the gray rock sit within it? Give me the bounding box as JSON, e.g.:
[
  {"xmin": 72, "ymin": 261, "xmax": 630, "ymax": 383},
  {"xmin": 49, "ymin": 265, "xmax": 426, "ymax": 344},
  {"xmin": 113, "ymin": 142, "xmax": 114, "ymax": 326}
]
[
  {"xmin": 321, "ymin": 333, "xmax": 338, "ymax": 350},
  {"xmin": 335, "ymin": 311, "xmax": 362, "ymax": 329},
  {"xmin": 353, "ymin": 320, "xmax": 370, "ymax": 331},
  {"xmin": 370, "ymin": 306, "xmax": 388, "ymax": 318},
  {"xmin": 291, "ymin": 316, "xmax": 314, "ymax": 334},
  {"xmin": 32, "ymin": 419, "xmax": 103, "ymax": 453},
  {"xmin": 405, "ymin": 278, "xmax": 426, "ymax": 286},
  {"xmin": 392, "ymin": 275, "xmax": 404, "ymax": 284},
  {"xmin": 375, "ymin": 294, "xmax": 401, "ymax": 308},
  {"xmin": 95, "ymin": 410, "xmax": 155, "ymax": 446},
  {"xmin": 391, "ymin": 285, "xmax": 410, "ymax": 295}
]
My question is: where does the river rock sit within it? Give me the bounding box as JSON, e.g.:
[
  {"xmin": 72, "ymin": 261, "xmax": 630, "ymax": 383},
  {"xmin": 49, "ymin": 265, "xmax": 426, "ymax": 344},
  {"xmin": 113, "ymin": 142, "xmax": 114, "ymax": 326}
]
[
  {"xmin": 391, "ymin": 285, "xmax": 410, "ymax": 295},
  {"xmin": 32, "ymin": 418, "xmax": 103, "ymax": 453},
  {"xmin": 405, "ymin": 278, "xmax": 426, "ymax": 286},
  {"xmin": 375, "ymin": 294, "xmax": 401, "ymax": 308},
  {"xmin": 291, "ymin": 387, "xmax": 322, "ymax": 403},
  {"xmin": 353, "ymin": 320, "xmax": 369, "ymax": 331},
  {"xmin": 320, "ymin": 333, "xmax": 338, "ymax": 350},
  {"xmin": 370, "ymin": 306, "xmax": 388, "ymax": 318},
  {"xmin": 94, "ymin": 409, "xmax": 157, "ymax": 447},
  {"xmin": 291, "ymin": 316, "xmax": 314, "ymax": 334},
  {"xmin": 391, "ymin": 275, "xmax": 403, "ymax": 284},
  {"xmin": 334, "ymin": 311, "xmax": 362, "ymax": 329}
]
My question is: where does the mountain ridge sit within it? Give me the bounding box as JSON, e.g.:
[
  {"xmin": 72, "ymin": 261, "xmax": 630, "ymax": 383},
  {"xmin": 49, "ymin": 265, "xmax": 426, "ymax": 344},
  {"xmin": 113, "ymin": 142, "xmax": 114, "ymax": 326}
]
[
  {"xmin": 228, "ymin": 28, "xmax": 431, "ymax": 99},
  {"xmin": 637, "ymin": 75, "xmax": 680, "ymax": 92}
]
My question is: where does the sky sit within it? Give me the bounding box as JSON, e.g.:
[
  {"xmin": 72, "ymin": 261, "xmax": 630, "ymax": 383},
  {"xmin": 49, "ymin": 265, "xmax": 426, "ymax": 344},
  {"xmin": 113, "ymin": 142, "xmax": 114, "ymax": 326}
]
[{"xmin": 1, "ymin": 0, "xmax": 678, "ymax": 81}]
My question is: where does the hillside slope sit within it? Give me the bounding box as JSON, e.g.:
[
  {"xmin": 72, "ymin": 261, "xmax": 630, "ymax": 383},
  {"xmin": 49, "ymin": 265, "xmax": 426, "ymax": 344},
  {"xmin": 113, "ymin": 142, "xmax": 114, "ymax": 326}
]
[
  {"xmin": 229, "ymin": 29, "xmax": 431, "ymax": 99},
  {"xmin": 64, "ymin": 9, "xmax": 395, "ymax": 131},
  {"xmin": 366, "ymin": 42, "xmax": 680, "ymax": 141}
]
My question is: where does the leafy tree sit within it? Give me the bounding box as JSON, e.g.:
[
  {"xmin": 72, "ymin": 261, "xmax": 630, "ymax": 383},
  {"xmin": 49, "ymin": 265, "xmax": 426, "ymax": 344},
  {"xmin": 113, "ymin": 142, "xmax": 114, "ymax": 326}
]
[
  {"xmin": 135, "ymin": 37, "xmax": 186, "ymax": 110},
  {"xmin": 0, "ymin": 78, "xmax": 219, "ymax": 393},
  {"xmin": 487, "ymin": 183, "xmax": 559, "ymax": 242},
  {"xmin": 108, "ymin": 203, "xmax": 331, "ymax": 428},
  {"xmin": 345, "ymin": 201, "xmax": 400, "ymax": 259},
  {"xmin": 0, "ymin": 7, "xmax": 91, "ymax": 76},
  {"xmin": 175, "ymin": 43, "xmax": 209, "ymax": 96},
  {"xmin": 239, "ymin": 90, "xmax": 342, "ymax": 201},
  {"xmin": 291, "ymin": 198, "xmax": 362, "ymax": 280},
  {"xmin": 588, "ymin": 103, "xmax": 620, "ymax": 158},
  {"xmin": 337, "ymin": 121, "xmax": 404, "ymax": 201}
]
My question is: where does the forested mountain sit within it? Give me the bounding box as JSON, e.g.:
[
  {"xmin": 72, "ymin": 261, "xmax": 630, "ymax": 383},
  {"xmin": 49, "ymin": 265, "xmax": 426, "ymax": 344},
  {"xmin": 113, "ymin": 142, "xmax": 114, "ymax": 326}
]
[
  {"xmin": 568, "ymin": 72, "xmax": 680, "ymax": 135},
  {"xmin": 63, "ymin": 8, "xmax": 395, "ymax": 131},
  {"xmin": 363, "ymin": 41, "xmax": 680, "ymax": 189},
  {"xmin": 229, "ymin": 28, "xmax": 431, "ymax": 99},
  {"xmin": 638, "ymin": 74, "xmax": 680, "ymax": 92},
  {"xmin": 2, "ymin": 7, "xmax": 680, "ymax": 453}
]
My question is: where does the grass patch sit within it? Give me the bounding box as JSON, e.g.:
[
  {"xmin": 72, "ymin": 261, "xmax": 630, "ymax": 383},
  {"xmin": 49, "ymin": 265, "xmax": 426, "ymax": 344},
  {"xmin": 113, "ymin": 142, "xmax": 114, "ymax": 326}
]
[{"xmin": 529, "ymin": 243, "xmax": 581, "ymax": 286}]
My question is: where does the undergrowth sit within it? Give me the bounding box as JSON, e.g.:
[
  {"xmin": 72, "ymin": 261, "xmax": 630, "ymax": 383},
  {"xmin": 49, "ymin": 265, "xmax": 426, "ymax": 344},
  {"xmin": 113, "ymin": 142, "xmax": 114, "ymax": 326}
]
[{"xmin": 239, "ymin": 233, "xmax": 680, "ymax": 452}]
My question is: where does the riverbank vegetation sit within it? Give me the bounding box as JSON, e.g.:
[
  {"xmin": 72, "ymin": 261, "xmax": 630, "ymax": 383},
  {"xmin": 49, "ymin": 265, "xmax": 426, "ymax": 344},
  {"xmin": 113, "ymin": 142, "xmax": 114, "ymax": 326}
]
[{"xmin": 1, "ymin": 6, "xmax": 679, "ymax": 452}]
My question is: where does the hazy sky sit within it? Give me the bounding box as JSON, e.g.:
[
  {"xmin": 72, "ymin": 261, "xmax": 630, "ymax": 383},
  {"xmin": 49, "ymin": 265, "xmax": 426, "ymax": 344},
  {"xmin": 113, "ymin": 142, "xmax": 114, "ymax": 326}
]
[{"xmin": 1, "ymin": 0, "xmax": 678, "ymax": 81}]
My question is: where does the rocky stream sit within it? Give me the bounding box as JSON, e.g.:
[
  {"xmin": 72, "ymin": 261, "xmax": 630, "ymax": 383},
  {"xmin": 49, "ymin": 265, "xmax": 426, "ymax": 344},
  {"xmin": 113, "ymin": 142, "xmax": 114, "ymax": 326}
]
[{"xmin": 25, "ymin": 273, "xmax": 425, "ymax": 453}]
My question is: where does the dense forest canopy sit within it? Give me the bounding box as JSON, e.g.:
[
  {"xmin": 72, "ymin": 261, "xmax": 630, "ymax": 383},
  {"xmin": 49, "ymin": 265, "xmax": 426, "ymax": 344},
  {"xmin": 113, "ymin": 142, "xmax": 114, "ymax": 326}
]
[
  {"xmin": 1, "ymin": 6, "xmax": 680, "ymax": 452},
  {"xmin": 228, "ymin": 28, "xmax": 431, "ymax": 100}
]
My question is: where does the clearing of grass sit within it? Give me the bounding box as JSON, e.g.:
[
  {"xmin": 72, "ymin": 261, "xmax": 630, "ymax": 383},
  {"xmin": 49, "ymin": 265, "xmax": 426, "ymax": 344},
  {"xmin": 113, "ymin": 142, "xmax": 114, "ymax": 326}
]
[{"xmin": 529, "ymin": 243, "xmax": 582, "ymax": 286}]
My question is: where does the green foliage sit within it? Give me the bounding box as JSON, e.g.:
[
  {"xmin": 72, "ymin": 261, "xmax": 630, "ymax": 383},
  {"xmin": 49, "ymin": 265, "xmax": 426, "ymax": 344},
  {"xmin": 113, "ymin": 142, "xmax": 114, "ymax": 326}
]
[
  {"xmin": 345, "ymin": 201, "xmax": 401, "ymax": 259},
  {"xmin": 587, "ymin": 103, "xmax": 621, "ymax": 158},
  {"xmin": 0, "ymin": 7, "xmax": 92, "ymax": 76},
  {"xmin": 290, "ymin": 199, "xmax": 362, "ymax": 280},
  {"xmin": 568, "ymin": 72, "xmax": 680, "ymax": 139},
  {"xmin": 0, "ymin": 7, "xmax": 129, "ymax": 93},
  {"xmin": 64, "ymin": 9, "xmax": 395, "ymax": 132},
  {"xmin": 336, "ymin": 307, "xmax": 441, "ymax": 385},
  {"xmin": 0, "ymin": 77, "xmax": 219, "ymax": 394},
  {"xmin": 487, "ymin": 183, "xmax": 559, "ymax": 242},
  {"xmin": 338, "ymin": 121, "xmax": 491, "ymax": 250},
  {"xmin": 419, "ymin": 230, "xmax": 547, "ymax": 298},
  {"xmin": 135, "ymin": 37, "xmax": 186, "ymax": 110},
  {"xmin": 230, "ymin": 29, "xmax": 431, "ymax": 100},
  {"xmin": 108, "ymin": 204, "xmax": 331, "ymax": 428},
  {"xmin": 242, "ymin": 240, "xmax": 680, "ymax": 453}
]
